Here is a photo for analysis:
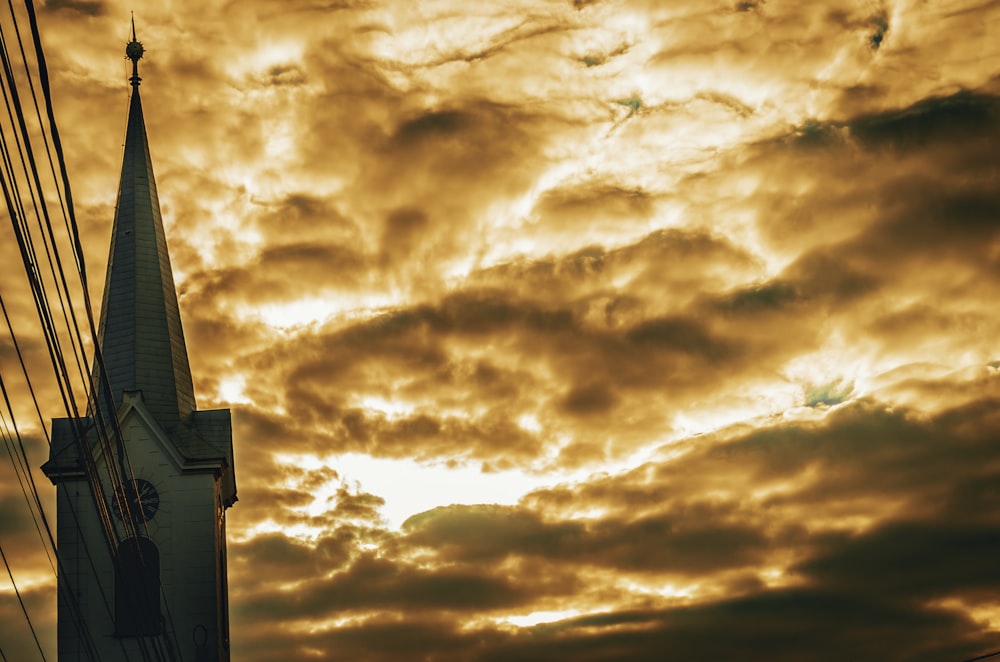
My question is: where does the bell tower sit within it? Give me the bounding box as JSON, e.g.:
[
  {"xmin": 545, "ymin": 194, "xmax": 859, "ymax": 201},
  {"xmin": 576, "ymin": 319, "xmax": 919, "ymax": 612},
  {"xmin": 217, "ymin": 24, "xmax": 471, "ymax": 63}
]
[{"xmin": 42, "ymin": 24, "xmax": 237, "ymax": 662}]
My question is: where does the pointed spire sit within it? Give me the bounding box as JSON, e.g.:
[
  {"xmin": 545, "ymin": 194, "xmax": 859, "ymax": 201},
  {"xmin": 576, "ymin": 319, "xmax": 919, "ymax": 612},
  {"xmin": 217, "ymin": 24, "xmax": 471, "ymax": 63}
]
[{"xmin": 94, "ymin": 28, "xmax": 196, "ymax": 427}]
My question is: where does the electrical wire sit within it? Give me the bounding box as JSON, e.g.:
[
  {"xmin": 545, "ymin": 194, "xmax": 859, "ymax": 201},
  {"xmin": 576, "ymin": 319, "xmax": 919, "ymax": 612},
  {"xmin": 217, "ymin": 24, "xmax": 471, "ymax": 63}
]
[
  {"xmin": 0, "ymin": 5, "xmax": 152, "ymax": 660},
  {"xmin": 0, "ymin": 4, "xmax": 223, "ymax": 660},
  {"xmin": 965, "ymin": 650, "xmax": 1000, "ymax": 662},
  {"xmin": 0, "ymin": 543, "xmax": 47, "ymax": 661},
  {"xmin": 0, "ymin": 305, "xmax": 105, "ymax": 661},
  {"xmin": 0, "ymin": 4, "xmax": 190, "ymax": 660}
]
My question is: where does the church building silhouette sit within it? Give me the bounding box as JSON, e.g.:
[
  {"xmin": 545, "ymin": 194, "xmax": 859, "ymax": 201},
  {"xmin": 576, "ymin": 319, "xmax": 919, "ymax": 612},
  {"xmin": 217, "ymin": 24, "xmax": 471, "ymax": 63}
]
[{"xmin": 42, "ymin": 25, "xmax": 237, "ymax": 662}]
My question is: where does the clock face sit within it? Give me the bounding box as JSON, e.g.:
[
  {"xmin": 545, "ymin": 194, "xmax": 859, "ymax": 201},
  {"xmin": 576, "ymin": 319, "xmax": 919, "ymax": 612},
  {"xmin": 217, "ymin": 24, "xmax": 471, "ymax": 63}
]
[{"xmin": 113, "ymin": 479, "xmax": 160, "ymax": 523}]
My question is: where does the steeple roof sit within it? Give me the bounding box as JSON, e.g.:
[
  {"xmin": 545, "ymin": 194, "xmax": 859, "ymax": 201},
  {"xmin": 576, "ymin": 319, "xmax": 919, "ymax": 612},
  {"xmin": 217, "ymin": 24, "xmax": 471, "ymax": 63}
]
[
  {"xmin": 45, "ymin": 27, "xmax": 236, "ymax": 509},
  {"xmin": 94, "ymin": 32, "xmax": 195, "ymax": 426}
]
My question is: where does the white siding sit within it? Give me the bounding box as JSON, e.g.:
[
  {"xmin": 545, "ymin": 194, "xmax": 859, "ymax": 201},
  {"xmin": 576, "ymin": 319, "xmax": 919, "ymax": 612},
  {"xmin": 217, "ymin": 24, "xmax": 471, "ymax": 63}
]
[{"xmin": 54, "ymin": 401, "xmax": 230, "ymax": 661}]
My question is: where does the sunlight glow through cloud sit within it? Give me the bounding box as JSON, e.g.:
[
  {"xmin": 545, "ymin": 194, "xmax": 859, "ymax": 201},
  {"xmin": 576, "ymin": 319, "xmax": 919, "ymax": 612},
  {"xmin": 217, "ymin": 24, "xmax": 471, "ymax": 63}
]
[
  {"xmin": 246, "ymin": 294, "xmax": 403, "ymax": 330},
  {"xmin": 275, "ymin": 453, "xmax": 549, "ymax": 531},
  {"xmin": 502, "ymin": 608, "xmax": 590, "ymax": 628},
  {"xmin": 218, "ymin": 374, "xmax": 252, "ymax": 404}
]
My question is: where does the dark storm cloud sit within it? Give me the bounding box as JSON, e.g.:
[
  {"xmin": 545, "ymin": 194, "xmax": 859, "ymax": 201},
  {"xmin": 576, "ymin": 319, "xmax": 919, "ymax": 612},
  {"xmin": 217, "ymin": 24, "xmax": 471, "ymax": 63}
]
[
  {"xmin": 144, "ymin": 0, "xmax": 1000, "ymax": 655},
  {"xmin": 374, "ymin": 96, "xmax": 561, "ymax": 201},
  {"xmin": 758, "ymin": 92, "xmax": 1000, "ymax": 360},
  {"xmin": 559, "ymin": 381, "xmax": 618, "ymax": 414},
  {"xmin": 799, "ymin": 520, "xmax": 1000, "ymax": 602},
  {"xmin": 175, "ymin": 194, "xmax": 368, "ymax": 318},
  {"xmin": 237, "ymin": 614, "xmax": 485, "ymax": 662},
  {"xmin": 6, "ymin": 1, "xmax": 999, "ymax": 660},
  {"xmin": 237, "ymin": 553, "xmax": 553, "ymax": 621},
  {"xmin": 848, "ymin": 89, "xmax": 1000, "ymax": 154},
  {"xmin": 225, "ymin": 394, "xmax": 1000, "ymax": 661},
  {"xmin": 531, "ymin": 183, "xmax": 657, "ymax": 228},
  {"xmin": 198, "ymin": 242, "xmax": 368, "ymax": 302},
  {"xmin": 331, "ymin": 409, "xmax": 541, "ymax": 467},
  {"xmin": 508, "ymin": 396, "xmax": 1000, "ymax": 611},
  {"xmin": 41, "ymin": 0, "xmax": 104, "ymax": 15},
  {"xmin": 626, "ymin": 316, "xmax": 736, "ymax": 360},
  {"xmin": 230, "ymin": 533, "xmax": 317, "ymax": 581},
  {"xmin": 246, "ymin": 279, "xmax": 788, "ymax": 464},
  {"xmin": 233, "ymin": 120, "xmax": 999, "ymax": 466},
  {"xmin": 404, "ymin": 502, "xmax": 774, "ymax": 574},
  {"xmin": 0, "ymin": 584, "xmax": 56, "ymax": 661},
  {"xmin": 231, "ymin": 593, "xmax": 993, "ymax": 662},
  {"xmin": 0, "ymin": 487, "xmax": 51, "ymax": 564},
  {"xmin": 170, "ymin": 91, "xmax": 575, "ymax": 310},
  {"xmin": 179, "ymin": 312, "xmax": 271, "ymax": 379},
  {"xmin": 470, "ymin": 228, "xmax": 760, "ymax": 306},
  {"xmin": 688, "ymin": 86, "xmax": 1000, "ymax": 358},
  {"xmin": 254, "ymin": 193, "xmax": 359, "ymax": 244},
  {"xmin": 470, "ymin": 591, "xmax": 991, "ymax": 662}
]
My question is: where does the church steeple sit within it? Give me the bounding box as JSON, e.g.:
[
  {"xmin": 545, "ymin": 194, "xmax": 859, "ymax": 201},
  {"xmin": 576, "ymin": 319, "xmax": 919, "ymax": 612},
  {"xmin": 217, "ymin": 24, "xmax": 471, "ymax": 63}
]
[
  {"xmin": 44, "ymin": 27, "xmax": 236, "ymax": 662},
  {"xmin": 94, "ymin": 24, "xmax": 196, "ymax": 426}
]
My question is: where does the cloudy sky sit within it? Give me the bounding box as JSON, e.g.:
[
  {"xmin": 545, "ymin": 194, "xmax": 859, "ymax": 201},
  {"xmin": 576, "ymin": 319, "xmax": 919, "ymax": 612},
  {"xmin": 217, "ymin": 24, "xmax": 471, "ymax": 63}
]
[{"xmin": 2, "ymin": 0, "xmax": 1000, "ymax": 659}]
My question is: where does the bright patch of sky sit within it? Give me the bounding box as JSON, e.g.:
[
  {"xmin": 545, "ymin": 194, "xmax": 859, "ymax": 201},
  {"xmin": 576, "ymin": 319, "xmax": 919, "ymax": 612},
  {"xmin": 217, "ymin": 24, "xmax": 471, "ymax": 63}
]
[{"xmin": 277, "ymin": 444, "xmax": 701, "ymax": 532}]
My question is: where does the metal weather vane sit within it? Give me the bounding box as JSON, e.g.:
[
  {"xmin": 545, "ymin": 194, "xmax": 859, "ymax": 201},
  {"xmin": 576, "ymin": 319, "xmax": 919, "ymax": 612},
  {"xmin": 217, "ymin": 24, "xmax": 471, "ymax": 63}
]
[{"xmin": 126, "ymin": 14, "xmax": 144, "ymax": 87}]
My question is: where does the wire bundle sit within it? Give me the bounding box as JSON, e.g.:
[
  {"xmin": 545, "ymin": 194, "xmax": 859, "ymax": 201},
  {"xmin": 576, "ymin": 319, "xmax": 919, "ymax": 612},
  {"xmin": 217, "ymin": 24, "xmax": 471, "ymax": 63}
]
[{"xmin": 0, "ymin": 4, "xmax": 184, "ymax": 660}]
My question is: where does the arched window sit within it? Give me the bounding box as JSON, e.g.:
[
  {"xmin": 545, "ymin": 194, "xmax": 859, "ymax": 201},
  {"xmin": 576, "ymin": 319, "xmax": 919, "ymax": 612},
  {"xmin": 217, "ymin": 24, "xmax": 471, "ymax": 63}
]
[{"xmin": 115, "ymin": 536, "xmax": 161, "ymax": 636}]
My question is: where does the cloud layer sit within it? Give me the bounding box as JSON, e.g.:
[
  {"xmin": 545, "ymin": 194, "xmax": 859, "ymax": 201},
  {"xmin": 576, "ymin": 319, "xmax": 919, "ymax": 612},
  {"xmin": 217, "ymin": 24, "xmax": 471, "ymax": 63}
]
[{"xmin": 1, "ymin": 0, "xmax": 999, "ymax": 659}]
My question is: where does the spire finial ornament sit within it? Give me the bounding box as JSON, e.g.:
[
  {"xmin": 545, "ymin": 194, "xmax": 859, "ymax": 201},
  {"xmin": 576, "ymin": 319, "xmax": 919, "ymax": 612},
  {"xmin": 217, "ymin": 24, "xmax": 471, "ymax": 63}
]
[{"xmin": 126, "ymin": 14, "xmax": 144, "ymax": 88}]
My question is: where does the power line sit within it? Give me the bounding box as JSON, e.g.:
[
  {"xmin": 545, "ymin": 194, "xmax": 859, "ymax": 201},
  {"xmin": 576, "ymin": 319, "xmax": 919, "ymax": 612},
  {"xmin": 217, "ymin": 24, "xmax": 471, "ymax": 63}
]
[
  {"xmin": 0, "ymin": 4, "xmax": 159, "ymax": 660},
  {"xmin": 0, "ymin": 543, "xmax": 47, "ymax": 661},
  {"xmin": 0, "ymin": 4, "xmax": 201, "ymax": 660},
  {"xmin": 0, "ymin": 300, "xmax": 105, "ymax": 662}
]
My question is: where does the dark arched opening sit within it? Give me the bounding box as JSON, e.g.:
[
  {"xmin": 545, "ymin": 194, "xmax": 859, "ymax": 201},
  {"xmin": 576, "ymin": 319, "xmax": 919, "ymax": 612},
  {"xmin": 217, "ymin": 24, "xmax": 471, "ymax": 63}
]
[{"xmin": 115, "ymin": 536, "xmax": 161, "ymax": 636}]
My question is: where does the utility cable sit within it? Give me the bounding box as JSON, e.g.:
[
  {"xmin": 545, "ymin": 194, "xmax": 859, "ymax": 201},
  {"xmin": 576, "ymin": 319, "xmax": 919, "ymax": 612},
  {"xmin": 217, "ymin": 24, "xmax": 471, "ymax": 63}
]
[
  {"xmin": 0, "ymin": 543, "xmax": 48, "ymax": 660},
  {"xmin": 0, "ymin": 4, "xmax": 180, "ymax": 659},
  {"xmin": 0, "ymin": 14, "xmax": 143, "ymax": 662}
]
